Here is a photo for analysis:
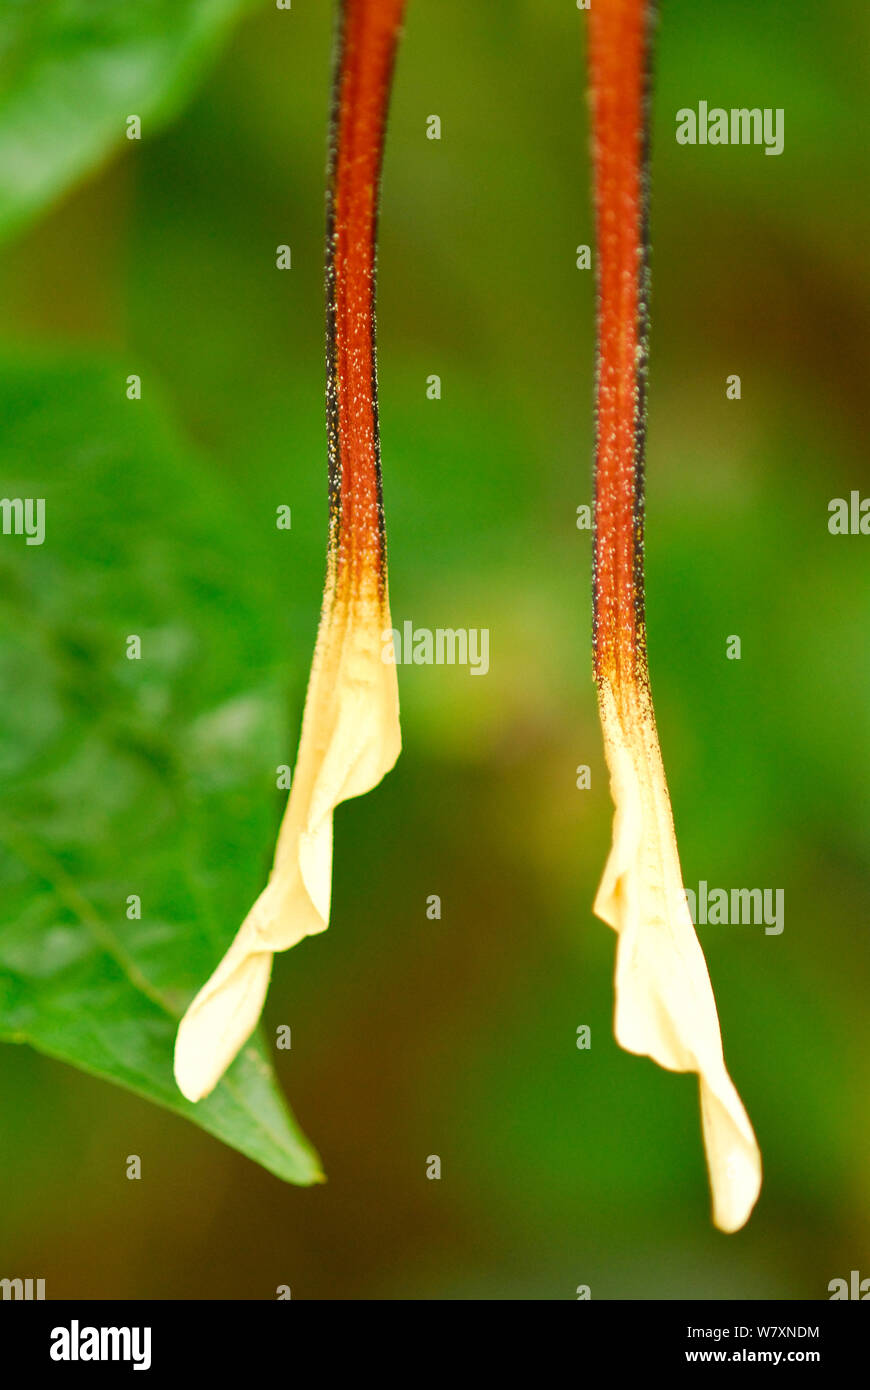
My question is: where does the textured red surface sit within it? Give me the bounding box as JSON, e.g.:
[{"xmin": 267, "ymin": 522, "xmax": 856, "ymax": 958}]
[
  {"xmin": 589, "ymin": 0, "xmax": 651, "ymax": 686},
  {"xmin": 328, "ymin": 0, "xmax": 406, "ymax": 590}
]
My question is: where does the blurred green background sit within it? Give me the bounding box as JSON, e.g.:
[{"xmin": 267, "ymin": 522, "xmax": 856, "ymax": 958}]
[{"xmin": 0, "ymin": 0, "xmax": 868, "ymax": 1298}]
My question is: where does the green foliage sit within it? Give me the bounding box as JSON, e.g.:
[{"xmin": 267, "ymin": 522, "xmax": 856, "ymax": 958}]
[
  {"xmin": 0, "ymin": 357, "xmax": 322, "ymax": 1185},
  {"xmin": 0, "ymin": 0, "xmax": 263, "ymax": 242}
]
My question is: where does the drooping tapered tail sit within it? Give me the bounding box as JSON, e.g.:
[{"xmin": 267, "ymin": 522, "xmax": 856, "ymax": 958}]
[
  {"xmin": 589, "ymin": 0, "xmax": 652, "ymax": 694},
  {"xmin": 174, "ymin": 0, "xmax": 406, "ymax": 1105},
  {"xmin": 587, "ymin": 0, "xmax": 762, "ymax": 1231},
  {"xmin": 326, "ymin": 0, "xmax": 406, "ymax": 590}
]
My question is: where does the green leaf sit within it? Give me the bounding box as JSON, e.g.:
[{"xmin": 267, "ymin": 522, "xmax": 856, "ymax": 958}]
[
  {"xmin": 0, "ymin": 0, "xmax": 264, "ymax": 243},
  {"xmin": 0, "ymin": 353, "xmax": 323, "ymax": 1186}
]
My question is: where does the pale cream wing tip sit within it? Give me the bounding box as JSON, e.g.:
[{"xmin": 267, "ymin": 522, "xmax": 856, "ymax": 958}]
[
  {"xmin": 174, "ymin": 594, "xmax": 400, "ymax": 1102},
  {"xmin": 594, "ymin": 680, "xmax": 762, "ymax": 1231},
  {"xmin": 700, "ymin": 1077, "xmax": 762, "ymax": 1232},
  {"xmin": 282, "ymin": 637, "xmax": 400, "ymax": 941},
  {"xmin": 173, "ymin": 947, "xmax": 273, "ymax": 1103}
]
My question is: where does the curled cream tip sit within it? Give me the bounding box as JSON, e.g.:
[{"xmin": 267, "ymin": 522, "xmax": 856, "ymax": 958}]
[
  {"xmin": 594, "ymin": 679, "xmax": 762, "ymax": 1233},
  {"xmin": 174, "ymin": 944, "xmax": 273, "ymax": 1103},
  {"xmin": 174, "ymin": 582, "xmax": 400, "ymax": 1102}
]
